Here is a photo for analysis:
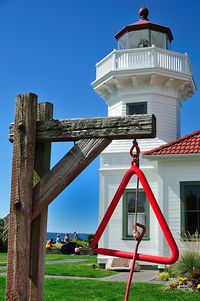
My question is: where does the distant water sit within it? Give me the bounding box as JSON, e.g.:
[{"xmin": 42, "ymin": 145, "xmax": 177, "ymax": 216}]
[{"xmin": 46, "ymin": 232, "xmax": 89, "ymax": 242}]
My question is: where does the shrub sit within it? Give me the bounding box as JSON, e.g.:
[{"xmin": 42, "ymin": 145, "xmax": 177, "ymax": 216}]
[
  {"xmin": 173, "ymin": 249, "xmax": 200, "ymax": 276},
  {"xmin": 164, "ymin": 265, "xmax": 177, "ymax": 278},
  {"xmin": 187, "ymin": 269, "xmax": 200, "ymax": 288},
  {"xmin": 72, "ymin": 239, "xmax": 89, "ymax": 248},
  {"xmin": 88, "ymin": 234, "xmax": 94, "ymax": 244},
  {"xmin": 0, "ymin": 218, "xmax": 7, "ymax": 252},
  {"xmin": 157, "ymin": 271, "xmax": 170, "ymax": 281}
]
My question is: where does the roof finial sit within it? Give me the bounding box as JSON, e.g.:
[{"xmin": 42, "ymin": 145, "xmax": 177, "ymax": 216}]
[{"xmin": 139, "ymin": 6, "xmax": 149, "ymax": 21}]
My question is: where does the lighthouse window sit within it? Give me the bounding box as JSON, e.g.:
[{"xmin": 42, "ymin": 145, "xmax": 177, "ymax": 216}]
[
  {"xmin": 128, "ymin": 30, "xmax": 149, "ymax": 49},
  {"xmin": 118, "ymin": 33, "xmax": 128, "ymax": 50},
  {"xmin": 123, "ymin": 189, "xmax": 150, "ymax": 240},
  {"xmin": 118, "ymin": 30, "xmax": 170, "ymax": 50},
  {"xmin": 118, "ymin": 30, "xmax": 149, "ymax": 50},
  {"xmin": 180, "ymin": 182, "xmax": 200, "ymax": 239},
  {"xmin": 127, "ymin": 102, "xmax": 147, "ymax": 115},
  {"xmin": 150, "ymin": 31, "xmax": 167, "ymax": 49}
]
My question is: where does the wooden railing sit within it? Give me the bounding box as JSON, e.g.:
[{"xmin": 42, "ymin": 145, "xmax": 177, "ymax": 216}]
[{"xmin": 96, "ymin": 47, "xmax": 192, "ymax": 79}]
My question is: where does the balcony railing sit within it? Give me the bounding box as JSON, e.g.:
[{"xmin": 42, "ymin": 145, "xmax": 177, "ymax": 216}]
[{"xmin": 96, "ymin": 47, "xmax": 192, "ymax": 80}]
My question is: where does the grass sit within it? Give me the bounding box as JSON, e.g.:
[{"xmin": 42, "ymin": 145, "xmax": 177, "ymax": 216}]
[
  {"xmin": 0, "ymin": 277, "xmax": 200, "ymax": 301},
  {"xmin": 0, "ymin": 252, "xmax": 96, "ymax": 264},
  {"xmin": 0, "ymin": 253, "xmax": 114, "ymax": 278},
  {"xmin": 45, "ymin": 254, "xmax": 96, "ymax": 261},
  {"xmin": 45, "ymin": 259, "xmax": 116, "ymax": 278},
  {"xmin": 0, "ymin": 253, "xmax": 7, "ymax": 266}
]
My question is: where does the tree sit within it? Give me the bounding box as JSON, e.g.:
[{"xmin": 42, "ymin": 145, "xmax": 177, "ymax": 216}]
[{"xmin": 0, "ymin": 217, "xmax": 7, "ymax": 252}]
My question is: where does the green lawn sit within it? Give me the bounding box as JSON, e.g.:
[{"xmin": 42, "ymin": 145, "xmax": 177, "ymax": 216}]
[
  {"xmin": 0, "ymin": 252, "xmax": 96, "ymax": 264},
  {"xmin": 45, "ymin": 253, "xmax": 96, "ymax": 261},
  {"xmin": 0, "ymin": 277, "xmax": 199, "ymax": 301},
  {"xmin": 0, "ymin": 253, "xmax": 114, "ymax": 278},
  {"xmin": 45, "ymin": 259, "xmax": 116, "ymax": 278},
  {"xmin": 0, "ymin": 253, "xmax": 7, "ymax": 266}
]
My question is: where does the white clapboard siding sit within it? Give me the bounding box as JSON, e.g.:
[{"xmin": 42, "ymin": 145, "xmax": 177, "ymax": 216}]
[
  {"xmin": 108, "ymin": 101, "xmax": 123, "ymax": 116},
  {"xmin": 158, "ymin": 159, "xmax": 200, "ymax": 253}
]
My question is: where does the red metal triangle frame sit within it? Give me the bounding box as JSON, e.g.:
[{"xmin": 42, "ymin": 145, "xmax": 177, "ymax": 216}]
[{"xmin": 90, "ymin": 164, "xmax": 179, "ymax": 265}]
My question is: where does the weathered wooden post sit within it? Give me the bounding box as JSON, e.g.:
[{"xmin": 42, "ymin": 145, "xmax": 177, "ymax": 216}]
[
  {"xmin": 29, "ymin": 103, "xmax": 53, "ymax": 300},
  {"xmin": 6, "ymin": 93, "xmax": 37, "ymax": 300}
]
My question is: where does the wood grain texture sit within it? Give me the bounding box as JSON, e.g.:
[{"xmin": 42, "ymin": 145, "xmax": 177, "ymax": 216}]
[
  {"xmin": 32, "ymin": 138, "xmax": 111, "ymax": 221},
  {"xmin": 9, "ymin": 114, "xmax": 156, "ymax": 142},
  {"xmin": 6, "ymin": 93, "xmax": 37, "ymax": 301},
  {"xmin": 29, "ymin": 102, "xmax": 53, "ymax": 301}
]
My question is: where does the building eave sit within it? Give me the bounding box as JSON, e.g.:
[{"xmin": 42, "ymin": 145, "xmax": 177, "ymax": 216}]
[{"xmin": 143, "ymin": 153, "xmax": 200, "ymax": 160}]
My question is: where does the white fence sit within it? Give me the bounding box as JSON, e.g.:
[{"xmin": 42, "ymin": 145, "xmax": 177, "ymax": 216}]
[{"xmin": 96, "ymin": 47, "xmax": 191, "ymax": 79}]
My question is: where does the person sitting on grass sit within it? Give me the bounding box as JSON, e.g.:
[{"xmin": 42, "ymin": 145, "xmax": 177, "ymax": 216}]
[
  {"xmin": 46, "ymin": 239, "xmax": 54, "ymax": 250},
  {"xmin": 64, "ymin": 233, "xmax": 70, "ymax": 242},
  {"xmin": 56, "ymin": 234, "xmax": 61, "ymax": 243},
  {"xmin": 73, "ymin": 230, "xmax": 81, "ymax": 240},
  {"xmin": 74, "ymin": 245, "xmax": 81, "ymax": 255}
]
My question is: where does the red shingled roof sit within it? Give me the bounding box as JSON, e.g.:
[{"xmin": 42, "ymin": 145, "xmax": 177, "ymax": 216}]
[{"xmin": 143, "ymin": 130, "xmax": 200, "ymax": 156}]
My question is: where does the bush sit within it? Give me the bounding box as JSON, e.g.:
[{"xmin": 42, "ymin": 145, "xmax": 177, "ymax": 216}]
[
  {"xmin": 0, "ymin": 219, "xmax": 7, "ymax": 252},
  {"xmin": 72, "ymin": 239, "xmax": 89, "ymax": 248},
  {"xmin": 88, "ymin": 234, "xmax": 94, "ymax": 244},
  {"xmin": 164, "ymin": 265, "xmax": 177, "ymax": 278},
  {"xmin": 188, "ymin": 269, "xmax": 200, "ymax": 288},
  {"xmin": 173, "ymin": 249, "xmax": 200, "ymax": 276},
  {"xmin": 157, "ymin": 271, "xmax": 170, "ymax": 281}
]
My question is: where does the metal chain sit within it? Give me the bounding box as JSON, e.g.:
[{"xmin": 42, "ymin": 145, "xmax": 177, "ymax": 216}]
[
  {"xmin": 130, "ymin": 139, "xmax": 141, "ymax": 239},
  {"xmin": 130, "ymin": 139, "xmax": 140, "ymax": 166}
]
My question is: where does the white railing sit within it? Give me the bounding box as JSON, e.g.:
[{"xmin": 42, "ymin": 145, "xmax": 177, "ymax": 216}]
[{"xmin": 96, "ymin": 47, "xmax": 192, "ymax": 79}]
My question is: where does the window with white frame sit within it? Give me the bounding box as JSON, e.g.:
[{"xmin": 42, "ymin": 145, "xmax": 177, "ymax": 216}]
[
  {"xmin": 127, "ymin": 102, "xmax": 147, "ymax": 115},
  {"xmin": 180, "ymin": 181, "xmax": 200, "ymax": 239},
  {"xmin": 123, "ymin": 189, "xmax": 150, "ymax": 239}
]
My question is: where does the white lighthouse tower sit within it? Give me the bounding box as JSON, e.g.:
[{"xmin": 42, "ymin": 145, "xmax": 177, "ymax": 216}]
[{"xmin": 92, "ymin": 8, "xmax": 196, "ymax": 268}]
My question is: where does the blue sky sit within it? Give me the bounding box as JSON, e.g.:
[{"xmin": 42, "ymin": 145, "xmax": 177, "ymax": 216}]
[{"xmin": 0, "ymin": 0, "xmax": 199, "ymax": 234}]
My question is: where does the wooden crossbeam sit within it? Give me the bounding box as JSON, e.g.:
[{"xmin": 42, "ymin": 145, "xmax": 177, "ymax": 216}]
[
  {"xmin": 32, "ymin": 138, "xmax": 111, "ymax": 221},
  {"xmin": 9, "ymin": 114, "xmax": 156, "ymax": 142}
]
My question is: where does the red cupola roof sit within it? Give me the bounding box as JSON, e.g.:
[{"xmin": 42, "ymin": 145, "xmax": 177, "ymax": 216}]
[{"xmin": 115, "ymin": 7, "xmax": 173, "ymax": 42}]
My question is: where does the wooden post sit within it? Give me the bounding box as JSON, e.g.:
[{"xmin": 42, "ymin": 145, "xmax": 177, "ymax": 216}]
[
  {"xmin": 6, "ymin": 93, "xmax": 37, "ymax": 300},
  {"xmin": 29, "ymin": 103, "xmax": 53, "ymax": 300}
]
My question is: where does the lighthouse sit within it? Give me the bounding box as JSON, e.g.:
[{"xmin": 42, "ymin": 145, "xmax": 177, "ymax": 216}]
[{"xmin": 92, "ymin": 7, "xmax": 198, "ymax": 268}]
